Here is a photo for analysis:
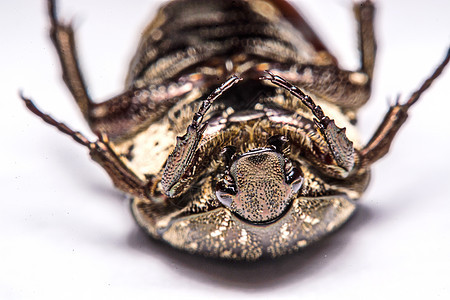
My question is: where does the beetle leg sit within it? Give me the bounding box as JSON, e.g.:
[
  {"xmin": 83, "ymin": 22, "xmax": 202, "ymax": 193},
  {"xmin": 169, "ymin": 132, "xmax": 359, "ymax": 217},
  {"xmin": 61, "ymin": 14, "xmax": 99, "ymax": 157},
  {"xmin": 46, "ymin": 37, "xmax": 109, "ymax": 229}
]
[
  {"xmin": 88, "ymin": 81, "xmax": 194, "ymax": 141},
  {"xmin": 261, "ymin": 71, "xmax": 355, "ymax": 176},
  {"xmin": 354, "ymin": 0, "xmax": 376, "ymax": 81},
  {"xmin": 20, "ymin": 93, "xmax": 151, "ymax": 199},
  {"xmin": 48, "ymin": 0, "xmax": 93, "ymax": 121},
  {"xmin": 48, "ymin": 0, "xmax": 186, "ymax": 142},
  {"xmin": 161, "ymin": 76, "xmax": 241, "ymax": 197},
  {"xmin": 360, "ymin": 49, "xmax": 450, "ymax": 166},
  {"xmin": 257, "ymin": 64, "xmax": 371, "ymax": 110},
  {"xmin": 248, "ymin": 1, "xmax": 375, "ymax": 111}
]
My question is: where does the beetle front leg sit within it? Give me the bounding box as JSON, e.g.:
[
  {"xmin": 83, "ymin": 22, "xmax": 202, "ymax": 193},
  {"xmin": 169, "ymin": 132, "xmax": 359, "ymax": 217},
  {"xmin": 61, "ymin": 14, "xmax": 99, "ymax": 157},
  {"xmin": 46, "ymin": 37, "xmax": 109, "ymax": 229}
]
[
  {"xmin": 161, "ymin": 76, "xmax": 241, "ymax": 197},
  {"xmin": 360, "ymin": 49, "xmax": 450, "ymax": 166},
  {"xmin": 261, "ymin": 71, "xmax": 355, "ymax": 176},
  {"xmin": 21, "ymin": 94, "xmax": 151, "ymax": 199}
]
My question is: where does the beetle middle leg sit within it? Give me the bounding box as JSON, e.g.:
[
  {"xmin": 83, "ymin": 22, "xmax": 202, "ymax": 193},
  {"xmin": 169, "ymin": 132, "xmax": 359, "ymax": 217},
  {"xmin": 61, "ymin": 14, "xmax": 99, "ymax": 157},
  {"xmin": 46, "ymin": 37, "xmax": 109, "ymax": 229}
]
[{"xmin": 20, "ymin": 93, "xmax": 152, "ymax": 199}]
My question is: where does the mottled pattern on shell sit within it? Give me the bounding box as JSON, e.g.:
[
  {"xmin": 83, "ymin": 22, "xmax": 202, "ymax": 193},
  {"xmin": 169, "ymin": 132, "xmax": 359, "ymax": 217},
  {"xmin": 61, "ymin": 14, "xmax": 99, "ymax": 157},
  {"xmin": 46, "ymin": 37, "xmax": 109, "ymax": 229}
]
[{"xmin": 230, "ymin": 151, "xmax": 292, "ymax": 222}]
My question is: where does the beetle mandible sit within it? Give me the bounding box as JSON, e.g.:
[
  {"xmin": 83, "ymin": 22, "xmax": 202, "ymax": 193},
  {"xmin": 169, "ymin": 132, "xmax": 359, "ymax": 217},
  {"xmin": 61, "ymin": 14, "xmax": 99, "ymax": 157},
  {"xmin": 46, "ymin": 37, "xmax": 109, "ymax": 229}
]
[{"xmin": 21, "ymin": 0, "xmax": 449, "ymax": 260}]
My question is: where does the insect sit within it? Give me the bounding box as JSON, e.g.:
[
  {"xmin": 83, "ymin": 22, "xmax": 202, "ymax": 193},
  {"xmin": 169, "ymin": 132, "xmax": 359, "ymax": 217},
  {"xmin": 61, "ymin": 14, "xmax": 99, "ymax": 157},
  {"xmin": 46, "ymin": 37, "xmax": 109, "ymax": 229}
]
[{"xmin": 21, "ymin": 0, "xmax": 449, "ymax": 260}]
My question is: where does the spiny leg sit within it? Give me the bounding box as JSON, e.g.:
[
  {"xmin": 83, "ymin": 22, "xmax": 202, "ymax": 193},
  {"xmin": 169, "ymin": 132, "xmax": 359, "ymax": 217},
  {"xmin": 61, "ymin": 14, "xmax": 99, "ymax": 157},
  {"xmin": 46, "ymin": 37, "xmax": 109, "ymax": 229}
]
[
  {"xmin": 254, "ymin": 1, "xmax": 375, "ymax": 112},
  {"xmin": 48, "ymin": 0, "xmax": 220, "ymax": 142},
  {"xmin": 48, "ymin": 0, "xmax": 93, "ymax": 121},
  {"xmin": 360, "ymin": 48, "xmax": 450, "ymax": 166},
  {"xmin": 88, "ymin": 80, "xmax": 195, "ymax": 141},
  {"xmin": 161, "ymin": 75, "xmax": 242, "ymax": 197},
  {"xmin": 261, "ymin": 71, "xmax": 355, "ymax": 176},
  {"xmin": 258, "ymin": 64, "xmax": 371, "ymax": 110},
  {"xmin": 20, "ymin": 93, "xmax": 151, "ymax": 199}
]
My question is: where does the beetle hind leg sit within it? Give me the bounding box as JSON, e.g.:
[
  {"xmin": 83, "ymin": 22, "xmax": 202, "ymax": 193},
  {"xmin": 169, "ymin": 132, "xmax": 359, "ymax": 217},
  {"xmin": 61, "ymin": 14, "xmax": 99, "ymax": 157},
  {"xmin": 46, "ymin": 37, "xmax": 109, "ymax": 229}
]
[
  {"xmin": 354, "ymin": 0, "xmax": 376, "ymax": 81},
  {"xmin": 48, "ymin": 0, "xmax": 94, "ymax": 122}
]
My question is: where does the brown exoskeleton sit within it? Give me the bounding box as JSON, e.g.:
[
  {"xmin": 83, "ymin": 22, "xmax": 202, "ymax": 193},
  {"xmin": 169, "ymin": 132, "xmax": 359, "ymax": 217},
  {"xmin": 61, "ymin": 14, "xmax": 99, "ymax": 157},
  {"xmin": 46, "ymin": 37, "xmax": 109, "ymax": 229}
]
[{"xmin": 22, "ymin": 0, "xmax": 449, "ymax": 260}]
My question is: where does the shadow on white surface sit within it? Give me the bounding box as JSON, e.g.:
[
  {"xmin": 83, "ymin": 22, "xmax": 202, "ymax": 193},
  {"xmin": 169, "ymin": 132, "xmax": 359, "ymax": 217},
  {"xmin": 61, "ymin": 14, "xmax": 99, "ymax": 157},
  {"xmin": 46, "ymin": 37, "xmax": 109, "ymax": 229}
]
[{"xmin": 126, "ymin": 204, "xmax": 375, "ymax": 290}]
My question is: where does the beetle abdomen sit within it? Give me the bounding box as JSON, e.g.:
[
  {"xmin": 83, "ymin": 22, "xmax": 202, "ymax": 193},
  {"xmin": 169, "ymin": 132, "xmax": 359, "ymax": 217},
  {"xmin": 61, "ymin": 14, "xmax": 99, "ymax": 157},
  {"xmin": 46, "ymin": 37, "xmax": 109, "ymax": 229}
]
[{"xmin": 126, "ymin": 0, "xmax": 328, "ymax": 88}]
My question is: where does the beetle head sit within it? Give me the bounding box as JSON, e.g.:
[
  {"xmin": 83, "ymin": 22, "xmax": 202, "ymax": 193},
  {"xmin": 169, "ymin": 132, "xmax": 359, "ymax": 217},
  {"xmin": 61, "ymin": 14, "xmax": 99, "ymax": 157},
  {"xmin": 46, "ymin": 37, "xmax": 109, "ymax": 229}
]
[{"xmin": 216, "ymin": 136, "xmax": 303, "ymax": 223}]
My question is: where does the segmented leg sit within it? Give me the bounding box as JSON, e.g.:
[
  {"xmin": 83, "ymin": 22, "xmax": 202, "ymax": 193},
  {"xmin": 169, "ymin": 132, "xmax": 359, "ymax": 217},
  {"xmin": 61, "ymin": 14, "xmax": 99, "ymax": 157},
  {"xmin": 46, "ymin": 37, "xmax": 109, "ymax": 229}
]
[
  {"xmin": 260, "ymin": 64, "xmax": 371, "ymax": 109},
  {"xmin": 49, "ymin": 0, "xmax": 214, "ymax": 142},
  {"xmin": 88, "ymin": 81, "xmax": 195, "ymax": 140},
  {"xmin": 161, "ymin": 76, "xmax": 242, "ymax": 197},
  {"xmin": 360, "ymin": 49, "xmax": 450, "ymax": 166},
  {"xmin": 252, "ymin": 1, "xmax": 376, "ymax": 111},
  {"xmin": 48, "ymin": 0, "xmax": 92, "ymax": 120},
  {"xmin": 20, "ymin": 93, "xmax": 151, "ymax": 199},
  {"xmin": 354, "ymin": 0, "xmax": 376, "ymax": 80},
  {"xmin": 271, "ymin": 0, "xmax": 338, "ymax": 65},
  {"xmin": 261, "ymin": 71, "xmax": 355, "ymax": 176}
]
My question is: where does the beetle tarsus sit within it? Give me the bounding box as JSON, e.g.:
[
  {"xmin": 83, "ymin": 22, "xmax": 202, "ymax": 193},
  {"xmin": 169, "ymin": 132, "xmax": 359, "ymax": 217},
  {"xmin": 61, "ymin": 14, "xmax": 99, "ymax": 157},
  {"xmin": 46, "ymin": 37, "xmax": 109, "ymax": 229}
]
[
  {"xmin": 191, "ymin": 75, "xmax": 242, "ymax": 127},
  {"xmin": 405, "ymin": 47, "xmax": 450, "ymax": 107},
  {"xmin": 20, "ymin": 92, "xmax": 91, "ymax": 147},
  {"xmin": 360, "ymin": 48, "xmax": 450, "ymax": 165},
  {"xmin": 20, "ymin": 92, "xmax": 151, "ymax": 199}
]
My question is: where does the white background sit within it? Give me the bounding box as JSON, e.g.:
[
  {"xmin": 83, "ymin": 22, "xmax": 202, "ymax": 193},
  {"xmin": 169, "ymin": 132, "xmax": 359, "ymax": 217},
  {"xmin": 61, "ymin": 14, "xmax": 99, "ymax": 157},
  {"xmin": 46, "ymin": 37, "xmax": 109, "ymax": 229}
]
[{"xmin": 1, "ymin": 0, "xmax": 449, "ymax": 299}]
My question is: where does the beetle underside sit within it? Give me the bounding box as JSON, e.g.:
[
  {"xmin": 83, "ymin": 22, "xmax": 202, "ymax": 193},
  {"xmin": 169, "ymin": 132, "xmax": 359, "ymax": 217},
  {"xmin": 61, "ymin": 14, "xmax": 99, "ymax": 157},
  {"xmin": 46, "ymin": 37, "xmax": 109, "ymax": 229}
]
[{"xmin": 22, "ymin": 0, "xmax": 449, "ymax": 260}]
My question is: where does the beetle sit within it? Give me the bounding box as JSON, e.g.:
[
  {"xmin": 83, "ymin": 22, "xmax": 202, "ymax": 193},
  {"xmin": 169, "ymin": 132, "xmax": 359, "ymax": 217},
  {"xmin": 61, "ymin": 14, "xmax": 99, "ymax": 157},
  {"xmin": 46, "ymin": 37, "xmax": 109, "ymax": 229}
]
[{"xmin": 21, "ymin": 0, "xmax": 449, "ymax": 260}]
